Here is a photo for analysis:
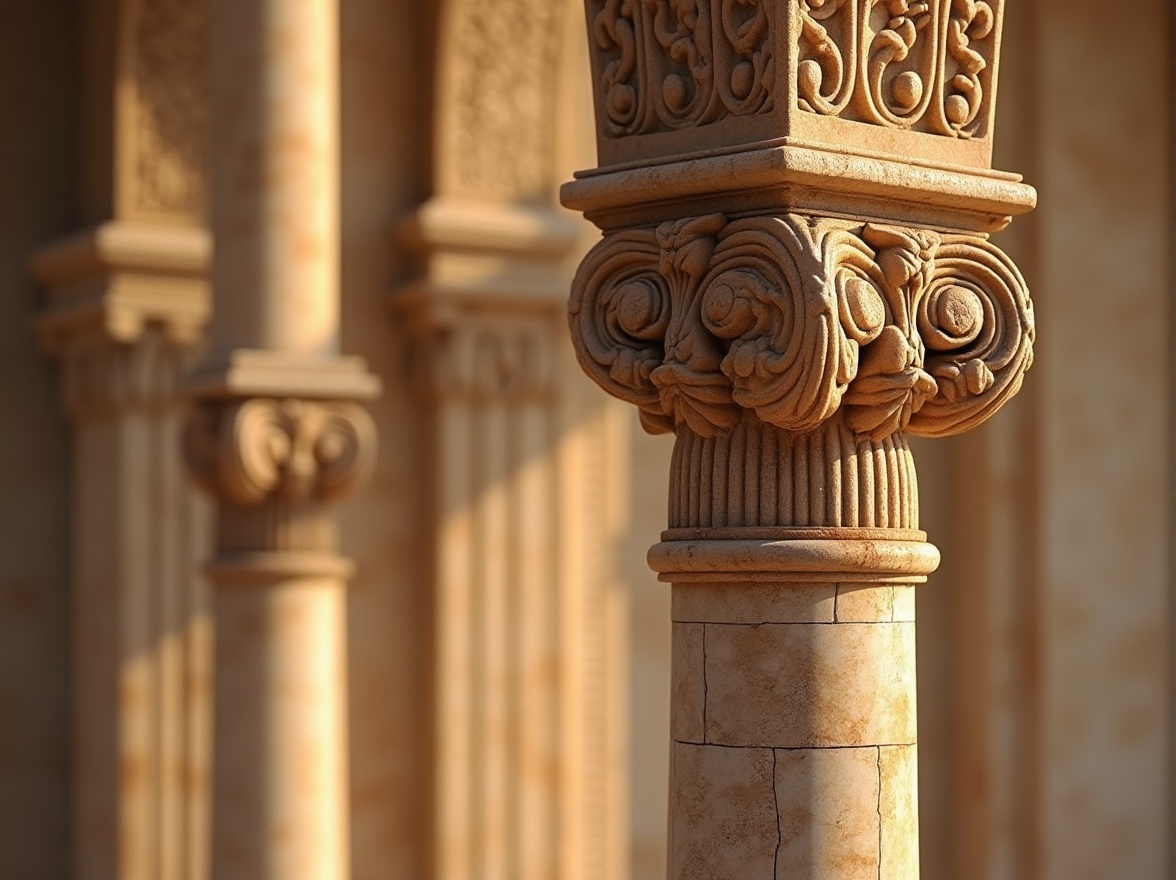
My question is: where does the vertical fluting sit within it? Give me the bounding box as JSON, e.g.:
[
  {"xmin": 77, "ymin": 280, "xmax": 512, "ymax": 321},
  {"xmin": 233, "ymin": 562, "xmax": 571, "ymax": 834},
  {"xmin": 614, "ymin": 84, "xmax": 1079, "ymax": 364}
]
[{"xmin": 668, "ymin": 413, "xmax": 919, "ymax": 531}]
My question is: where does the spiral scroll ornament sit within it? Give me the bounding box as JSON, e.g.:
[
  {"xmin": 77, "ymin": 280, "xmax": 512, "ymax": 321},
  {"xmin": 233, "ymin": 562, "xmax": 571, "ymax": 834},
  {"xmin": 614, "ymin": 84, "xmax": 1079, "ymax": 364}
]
[
  {"xmin": 907, "ymin": 236, "xmax": 1034, "ymax": 436},
  {"xmin": 184, "ymin": 398, "xmax": 377, "ymax": 506},
  {"xmin": 569, "ymin": 212, "xmax": 1033, "ymax": 442},
  {"xmin": 698, "ymin": 217, "xmax": 855, "ymax": 432}
]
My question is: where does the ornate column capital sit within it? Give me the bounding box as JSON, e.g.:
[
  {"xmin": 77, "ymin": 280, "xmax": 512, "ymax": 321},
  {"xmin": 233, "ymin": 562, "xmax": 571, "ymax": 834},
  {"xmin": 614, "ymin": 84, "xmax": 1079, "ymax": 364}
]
[
  {"xmin": 184, "ymin": 397, "xmax": 376, "ymax": 508},
  {"xmin": 570, "ymin": 211, "xmax": 1033, "ymax": 443}
]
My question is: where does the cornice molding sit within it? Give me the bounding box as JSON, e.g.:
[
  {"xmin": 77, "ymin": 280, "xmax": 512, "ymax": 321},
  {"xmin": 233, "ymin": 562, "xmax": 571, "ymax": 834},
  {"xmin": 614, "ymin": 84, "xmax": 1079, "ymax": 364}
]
[{"xmin": 32, "ymin": 220, "xmax": 210, "ymax": 353}]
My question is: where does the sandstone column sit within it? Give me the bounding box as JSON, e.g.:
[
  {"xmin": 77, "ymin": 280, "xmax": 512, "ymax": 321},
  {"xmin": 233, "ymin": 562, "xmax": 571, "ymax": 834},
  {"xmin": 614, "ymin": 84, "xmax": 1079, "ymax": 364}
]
[
  {"xmin": 565, "ymin": 2, "xmax": 1035, "ymax": 876},
  {"xmin": 184, "ymin": 1, "xmax": 378, "ymax": 878}
]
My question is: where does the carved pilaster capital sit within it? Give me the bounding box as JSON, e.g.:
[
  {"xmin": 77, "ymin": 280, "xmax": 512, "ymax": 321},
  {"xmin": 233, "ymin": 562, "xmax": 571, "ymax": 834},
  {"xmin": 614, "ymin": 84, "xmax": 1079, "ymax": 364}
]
[
  {"xmin": 569, "ymin": 212, "xmax": 1032, "ymax": 441},
  {"xmin": 184, "ymin": 398, "xmax": 376, "ymax": 507},
  {"xmin": 406, "ymin": 316, "xmax": 559, "ymax": 404},
  {"xmin": 57, "ymin": 329, "xmax": 199, "ymax": 420}
]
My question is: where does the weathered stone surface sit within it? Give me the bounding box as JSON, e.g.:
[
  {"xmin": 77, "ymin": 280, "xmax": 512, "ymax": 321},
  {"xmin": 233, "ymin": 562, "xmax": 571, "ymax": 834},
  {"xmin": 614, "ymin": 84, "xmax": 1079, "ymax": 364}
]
[
  {"xmin": 774, "ymin": 746, "xmax": 881, "ymax": 879},
  {"xmin": 671, "ymin": 622, "xmax": 705, "ymax": 744},
  {"xmin": 669, "ymin": 742, "xmax": 778, "ymax": 880},
  {"xmin": 672, "ymin": 583, "xmax": 836, "ymax": 625},
  {"xmin": 704, "ymin": 619, "xmax": 917, "ymax": 749}
]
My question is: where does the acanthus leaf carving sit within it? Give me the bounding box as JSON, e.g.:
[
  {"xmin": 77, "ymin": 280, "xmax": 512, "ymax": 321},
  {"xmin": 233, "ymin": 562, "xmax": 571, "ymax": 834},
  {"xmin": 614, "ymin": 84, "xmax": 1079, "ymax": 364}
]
[{"xmin": 569, "ymin": 212, "xmax": 1032, "ymax": 442}]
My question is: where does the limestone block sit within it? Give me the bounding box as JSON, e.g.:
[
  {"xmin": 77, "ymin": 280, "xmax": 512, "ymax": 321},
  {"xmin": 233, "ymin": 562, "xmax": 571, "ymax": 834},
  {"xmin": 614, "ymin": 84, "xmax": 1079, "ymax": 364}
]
[
  {"xmin": 834, "ymin": 584, "xmax": 895, "ymax": 623},
  {"xmin": 671, "ymin": 622, "xmax": 705, "ymax": 744},
  {"xmin": 879, "ymin": 744, "xmax": 919, "ymax": 880},
  {"xmin": 774, "ymin": 746, "xmax": 881, "ymax": 879},
  {"xmin": 704, "ymin": 620, "xmax": 916, "ymax": 748},
  {"xmin": 672, "ymin": 583, "xmax": 836, "ymax": 625},
  {"xmin": 669, "ymin": 742, "xmax": 778, "ymax": 880},
  {"xmin": 892, "ymin": 584, "xmax": 917, "ymax": 622}
]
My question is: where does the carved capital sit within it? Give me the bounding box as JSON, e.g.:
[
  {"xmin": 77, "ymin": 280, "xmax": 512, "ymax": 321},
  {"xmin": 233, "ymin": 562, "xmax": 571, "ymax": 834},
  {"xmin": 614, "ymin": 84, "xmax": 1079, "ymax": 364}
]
[
  {"xmin": 569, "ymin": 212, "xmax": 1032, "ymax": 441},
  {"xmin": 184, "ymin": 398, "xmax": 376, "ymax": 507}
]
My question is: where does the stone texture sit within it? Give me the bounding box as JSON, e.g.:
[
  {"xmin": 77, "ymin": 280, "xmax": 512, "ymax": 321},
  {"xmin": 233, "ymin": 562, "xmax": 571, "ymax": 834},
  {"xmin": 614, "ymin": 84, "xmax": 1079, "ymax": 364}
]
[
  {"xmin": 671, "ymin": 623, "xmax": 705, "ymax": 744},
  {"xmin": 835, "ymin": 584, "xmax": 895, "ymax": 623},
  {"xmin": 668, "ymin": 742, "xmax": 778, "ymax": 880},
  {"xmin": 879, "ymin": 745, "xmax": 919, "ymax": 880},
  {"xmin": 672, "ymin": 583, "xmax": 836, "ymax": 625},
  {"xmin": 774, "ymin": 747, "xmax": 881, "ymax": 879},
  {"xmin": 704, "ymin": 620, "xmax": 917, "ymax": 749}
]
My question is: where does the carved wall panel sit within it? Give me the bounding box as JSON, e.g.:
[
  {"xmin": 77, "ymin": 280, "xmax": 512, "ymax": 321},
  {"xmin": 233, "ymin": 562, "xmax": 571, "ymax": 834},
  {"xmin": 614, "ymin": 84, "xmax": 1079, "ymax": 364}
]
[
  {"xmin": 130, "ymin": 0, "xmax": 209, "ymax": 220},
  {"xmin": 439, "ymin": 0, "xmax": 565, "ymax": 201},
  {"xmin": 585, "ymin": 0, "xmax": 1005, "ymax": 167}
]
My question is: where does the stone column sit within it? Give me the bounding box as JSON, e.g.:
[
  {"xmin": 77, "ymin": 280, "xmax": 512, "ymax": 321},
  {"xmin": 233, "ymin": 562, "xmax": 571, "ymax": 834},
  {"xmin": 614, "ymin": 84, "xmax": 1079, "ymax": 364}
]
[
  {"xmin": 184, "ymin": 1, "xmax": 378, "ymax": 878},
  {"xmin": 565, "ymin": 2, "xmax": 1035, "ymax": 877}
]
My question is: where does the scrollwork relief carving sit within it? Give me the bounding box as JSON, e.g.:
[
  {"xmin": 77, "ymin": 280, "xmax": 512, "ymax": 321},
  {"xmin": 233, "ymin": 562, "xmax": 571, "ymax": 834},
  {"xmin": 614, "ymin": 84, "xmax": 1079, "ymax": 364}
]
[
  {"xmin": 588, "ymin": 0, "xmax": 1000, "ymax": 140},
  {"xmin": 134, "ymin": 0, "xmax": 208, "ymax": 218},
  {"xmin": 588, "ymin": 0, "xmax": 774, "ymax": 136},
  {"xmin": 798, "ymin": 0, "xmax": 996, "ymax": 137},
  {"xmin": 184, "ymin": 399, "xmax": 376, "ymax": 507},
  {"xmin": 411, "ymin": 317, "xmax": 558, "ymax": 404},
  {"xmin": 569, "ymin": 211, "xmax": 1032, "ymax": 442}
]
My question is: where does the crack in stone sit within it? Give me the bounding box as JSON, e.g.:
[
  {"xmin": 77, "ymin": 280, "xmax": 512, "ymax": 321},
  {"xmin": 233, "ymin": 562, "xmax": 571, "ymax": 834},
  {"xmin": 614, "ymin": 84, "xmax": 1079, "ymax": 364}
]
[
  {"xmin": 701, "ymin": 623, "xmax": 709, "ymax": 743},
  {"xmin": 876, "ymin": 746, "xmax": 884, "ymax": 880},
  {"xmin": 772, "ymin": 749, "xmax": 781, "ymax": 880}
]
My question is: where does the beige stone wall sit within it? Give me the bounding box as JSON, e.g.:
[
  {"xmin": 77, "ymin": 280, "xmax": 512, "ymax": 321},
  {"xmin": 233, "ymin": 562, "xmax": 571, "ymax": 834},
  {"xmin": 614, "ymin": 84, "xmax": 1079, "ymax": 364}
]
[
  {"xmin": 0, "ymin": 2, "xmax": 77, "ymax": 877},
  {"xmin": 916, "ymin": 1, "xmax": 1174, "ymax": 877}
]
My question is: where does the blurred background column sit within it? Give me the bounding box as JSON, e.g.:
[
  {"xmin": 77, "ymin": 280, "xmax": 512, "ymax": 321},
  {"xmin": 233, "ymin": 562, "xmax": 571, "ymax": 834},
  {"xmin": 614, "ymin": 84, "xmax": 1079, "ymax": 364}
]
[{"xmin": 184, "ymin": 1, "xmax": 378, "ymax": 878}]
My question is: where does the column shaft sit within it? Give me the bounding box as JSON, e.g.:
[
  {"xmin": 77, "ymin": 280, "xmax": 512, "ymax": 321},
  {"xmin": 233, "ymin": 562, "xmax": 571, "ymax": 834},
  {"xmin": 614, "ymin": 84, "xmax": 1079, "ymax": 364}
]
[
  {"xmin": 669, "ymin": 582, "xmax": 917, "ymax": 879},
  {"xmin": 210, "ymin": 567, "xmax": 348, "ymax": 880},
  {"xmin": 209, "ymin": 0, "xmax": 338, "ymax": 356}
]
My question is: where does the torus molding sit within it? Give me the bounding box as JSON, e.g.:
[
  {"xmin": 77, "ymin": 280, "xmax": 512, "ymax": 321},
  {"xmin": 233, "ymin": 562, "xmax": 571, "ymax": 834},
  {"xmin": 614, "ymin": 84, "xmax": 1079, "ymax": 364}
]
[
  {"xmin": 185, "ymin": 398, "xmax": 377, "ymax": 507},
  {"xmin": 569, "ymin": 212, "xmax": 1033, "ymax": 442}
]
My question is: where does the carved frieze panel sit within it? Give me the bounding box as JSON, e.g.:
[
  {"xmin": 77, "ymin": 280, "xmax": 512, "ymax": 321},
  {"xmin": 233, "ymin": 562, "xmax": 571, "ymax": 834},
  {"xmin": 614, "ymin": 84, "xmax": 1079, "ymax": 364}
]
[
  {"xmin": 132, "ymin": 0, "xmax": 209, "ymax": 220},
  {"xmin": 584, "ymin": 0, "xmax": 1003, "ymax": 166},
  {"xmin": 797, "ymin": 0, "xmax": 997, "ymax": 137},
  {"xmin": 441, "ymin": 0, "xmax": 563, "ymax": 201},
  {"xmin": 410, "ymin": 316, "xmax": 559, "ymax": 403},
  {"xmin": 591, "ymin": 0, "xmax": 775, "ymax": 137},
  {"xmin": 568, "ymin": 212, "xmax": 1032, "ymax": 440}
]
